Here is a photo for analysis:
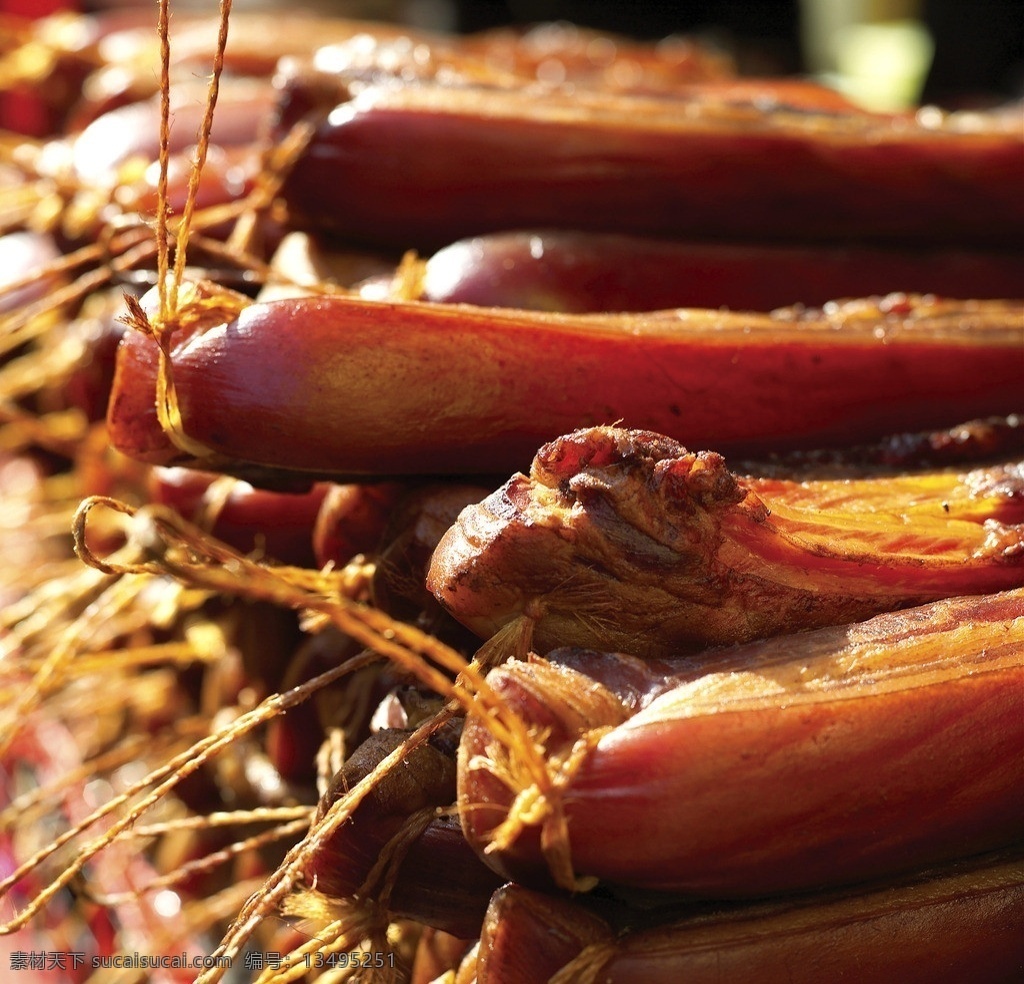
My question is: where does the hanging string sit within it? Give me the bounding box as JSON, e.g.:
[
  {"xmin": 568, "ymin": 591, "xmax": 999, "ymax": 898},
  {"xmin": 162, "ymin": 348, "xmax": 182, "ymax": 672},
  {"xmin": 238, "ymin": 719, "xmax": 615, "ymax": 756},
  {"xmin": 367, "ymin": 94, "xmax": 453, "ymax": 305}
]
[
  {"xmin": 155, "ymin": 0, "xmax": 172, "ymax": 319},
  {"xmin": 170, "ymin": 0, "xmax": 234, "ymax": 315},
  {"xmin": 136, "ymin": 0, "xmax": 238, "ymax": 460}
]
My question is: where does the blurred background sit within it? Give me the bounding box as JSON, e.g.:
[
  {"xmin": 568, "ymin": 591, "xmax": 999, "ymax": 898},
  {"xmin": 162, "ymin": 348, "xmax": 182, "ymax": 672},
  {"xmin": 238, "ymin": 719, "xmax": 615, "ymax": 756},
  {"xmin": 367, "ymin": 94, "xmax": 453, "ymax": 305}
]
[
  {"xmin": 67, "ymin": 0, "xmax": 1024, "ymax": 108},
  {"xmin": 405, "ymin": 0, "xmax": 1024, "ymax": 109},
  {"xmin": 3, "ymin": 0, "xmax": 1023, "ymax": 110}
]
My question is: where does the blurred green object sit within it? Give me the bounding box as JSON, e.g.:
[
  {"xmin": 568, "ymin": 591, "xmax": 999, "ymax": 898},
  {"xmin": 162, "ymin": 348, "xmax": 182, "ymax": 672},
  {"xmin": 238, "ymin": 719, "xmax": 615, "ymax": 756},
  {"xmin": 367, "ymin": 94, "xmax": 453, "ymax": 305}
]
[
  {"xmin": 801, "ymin": 0, "xmax": 934, "ymax": 110},
  {"xmin": 834, "ymin": 19, "xmax": 934, "ymax": 110}
]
